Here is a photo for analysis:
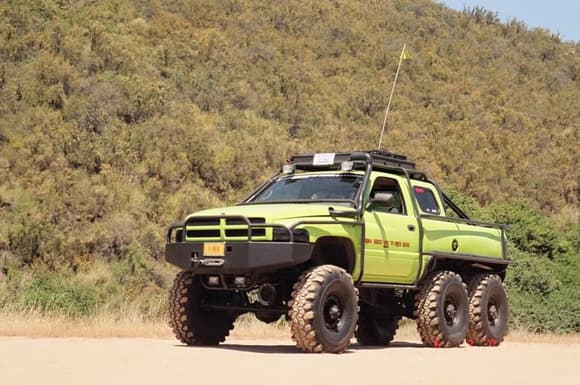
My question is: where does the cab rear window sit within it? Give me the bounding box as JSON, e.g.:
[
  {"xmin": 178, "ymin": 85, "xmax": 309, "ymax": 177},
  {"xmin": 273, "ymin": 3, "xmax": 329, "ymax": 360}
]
[{"xmin": 414, "ymin": 187, "xmax": 440, "ymax": 215}]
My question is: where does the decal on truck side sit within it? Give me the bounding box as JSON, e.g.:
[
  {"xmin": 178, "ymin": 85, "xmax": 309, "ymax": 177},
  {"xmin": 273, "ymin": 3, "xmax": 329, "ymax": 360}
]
[{"xmin": 365, "ymin": 238, "xmax": 411, "ymax": 248}]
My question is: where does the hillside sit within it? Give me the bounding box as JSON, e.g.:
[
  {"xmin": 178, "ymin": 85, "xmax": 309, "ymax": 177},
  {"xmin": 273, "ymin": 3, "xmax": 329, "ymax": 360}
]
[{"xmin": 0, "ymin": 0, "xmax": 578, "ymax": 332}]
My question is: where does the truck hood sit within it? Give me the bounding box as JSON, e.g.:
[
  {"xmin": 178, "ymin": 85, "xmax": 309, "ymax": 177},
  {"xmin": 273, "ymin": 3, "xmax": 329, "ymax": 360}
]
[{"xmin": 187, "ymin": 203, "xmax": 356, "ymax": 223}]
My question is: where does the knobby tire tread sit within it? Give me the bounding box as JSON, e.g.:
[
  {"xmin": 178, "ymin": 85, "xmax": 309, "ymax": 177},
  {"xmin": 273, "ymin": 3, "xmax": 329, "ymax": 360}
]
[
  {"xmin": 289, "ymin": 265, "xmax": 358, "ymax": 353},
  {"xmin": 413, "ymin": 270, "xmax": 468, "ymax": 348},
  {"xmin": 168, "ymin": 271, "xmax": 234, "ymax": 346},
  {"xmin": 467, "ymin": 274, "xmax": 508, "ymax": 346}
]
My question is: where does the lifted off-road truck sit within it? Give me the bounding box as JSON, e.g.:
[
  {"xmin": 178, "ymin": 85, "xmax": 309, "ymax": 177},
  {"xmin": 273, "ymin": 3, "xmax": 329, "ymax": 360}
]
[{"xmin": 165, "ymin": 150, "xmax": 510, "ymax": 353}]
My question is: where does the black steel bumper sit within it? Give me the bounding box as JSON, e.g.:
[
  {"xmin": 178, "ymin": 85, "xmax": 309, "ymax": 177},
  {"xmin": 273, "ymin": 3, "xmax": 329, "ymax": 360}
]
[{"xmin": 165, "ymin": 241, "xmax": 314, "ymax": 274}]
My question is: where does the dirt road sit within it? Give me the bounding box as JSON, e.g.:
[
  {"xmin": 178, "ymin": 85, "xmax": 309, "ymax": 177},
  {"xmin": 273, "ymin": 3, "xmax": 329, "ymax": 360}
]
[{"xmin": 0, "ymin": 337, "xmax": 577, "ymax": 385}]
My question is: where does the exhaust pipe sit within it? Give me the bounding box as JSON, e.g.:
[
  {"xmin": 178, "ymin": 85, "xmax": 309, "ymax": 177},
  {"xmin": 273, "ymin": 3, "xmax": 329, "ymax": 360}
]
[{"xmin": 257, "ymin": 283, "xmax": 277, "ymax": 306}]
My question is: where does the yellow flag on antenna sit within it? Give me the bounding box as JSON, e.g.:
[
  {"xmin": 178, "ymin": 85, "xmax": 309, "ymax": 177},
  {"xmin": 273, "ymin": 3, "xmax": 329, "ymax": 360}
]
[{"xmin": 400, "ymin": 46, "xmax": 411, "ymax": 60}]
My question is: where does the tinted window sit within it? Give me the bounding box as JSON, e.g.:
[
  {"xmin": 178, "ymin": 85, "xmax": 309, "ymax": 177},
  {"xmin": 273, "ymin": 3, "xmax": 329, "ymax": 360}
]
[
  {"xmin": 251, "ymin": 174, "xmax": 362, "ymax": 204},
  {"xmin": 414, "ymin": 187, "xmax": 440, "ymax": 214},
  {"xmin": 370, "ymin": 177, "xmax": 406, "ymax": 215}
]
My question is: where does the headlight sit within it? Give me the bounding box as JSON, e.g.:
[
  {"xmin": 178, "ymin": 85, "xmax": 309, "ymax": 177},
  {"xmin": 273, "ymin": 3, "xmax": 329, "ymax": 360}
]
[
  {"xmin": 292, "ymin": 229, "xmax": 309, "ymax": 243},
  {"xmin": 273, "ymin": 227, "xmax": 290, "ymax": 242},
  {"xmin": 272, "ymin": 228, "xmax": 309, "ymax": 243}
]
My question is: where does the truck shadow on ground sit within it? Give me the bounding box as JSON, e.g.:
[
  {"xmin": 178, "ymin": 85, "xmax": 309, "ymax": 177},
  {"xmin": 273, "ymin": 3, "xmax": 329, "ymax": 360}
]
[{"xmin": 176, "ymin": 341, "xmax": 427, "ymax": 354}]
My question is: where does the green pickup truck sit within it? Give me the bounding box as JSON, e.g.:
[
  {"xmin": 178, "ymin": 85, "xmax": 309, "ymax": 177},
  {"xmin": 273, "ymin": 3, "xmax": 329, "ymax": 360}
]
[{"xmin": 165, "ymin": 150, "xmax": 510, "ymax": 353}]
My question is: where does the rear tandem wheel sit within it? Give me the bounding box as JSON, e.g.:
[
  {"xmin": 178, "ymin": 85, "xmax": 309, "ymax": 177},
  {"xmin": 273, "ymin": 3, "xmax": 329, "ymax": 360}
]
[
  {"xmin": 467, "ymin": 274, "xmax": 509, "ymax": 346},
  {"xmin": 356, "ymin": 304, "xmax": 401, "ymax": 346},
  {"xmin": 414, "ymin": 270, "xmax": 469, "ymax": 347}
]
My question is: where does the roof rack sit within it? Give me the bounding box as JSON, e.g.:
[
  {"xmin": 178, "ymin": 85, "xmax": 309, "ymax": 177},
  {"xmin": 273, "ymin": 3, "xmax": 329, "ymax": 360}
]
[
  {"xmin": 365, "ymin": 150, "xmax": 416, "ymax": 170},
  {"xmin": 289, "ymin": 150, "xmax": 416, "ymax": 171}
]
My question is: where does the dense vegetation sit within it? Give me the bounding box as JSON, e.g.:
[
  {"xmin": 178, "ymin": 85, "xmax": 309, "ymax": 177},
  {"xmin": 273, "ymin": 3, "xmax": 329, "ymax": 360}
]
[{"xmin": 0, "ymin": 0, "xmax": 578, "ymax": 333}]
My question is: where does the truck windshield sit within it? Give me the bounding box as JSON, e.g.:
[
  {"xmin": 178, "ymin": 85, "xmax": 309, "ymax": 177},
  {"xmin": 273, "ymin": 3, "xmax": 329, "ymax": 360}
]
[{"xmin": 249, "ymin": 174, "xmax": 362, "ymax": 205}]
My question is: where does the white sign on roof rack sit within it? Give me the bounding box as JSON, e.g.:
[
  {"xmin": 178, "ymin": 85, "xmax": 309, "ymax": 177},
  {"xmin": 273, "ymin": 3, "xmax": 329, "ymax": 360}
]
[{"xmin": 312, "ymin": 153, "xmax": 336, "ymax": 166}]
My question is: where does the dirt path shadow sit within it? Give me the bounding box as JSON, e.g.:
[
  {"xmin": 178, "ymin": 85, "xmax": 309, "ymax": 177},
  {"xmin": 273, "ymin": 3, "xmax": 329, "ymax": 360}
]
[{"xmin": 175, "ymin": 340, "xmax": 428, "ymax": 354}]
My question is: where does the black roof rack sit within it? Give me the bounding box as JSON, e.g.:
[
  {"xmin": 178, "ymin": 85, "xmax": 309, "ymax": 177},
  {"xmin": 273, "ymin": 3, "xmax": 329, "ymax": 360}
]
[
  {"xmin": 365, "ymin": 150, "xmax": 416, "ymax": 170},
  {"xmin": 289, "ymin": 150, "xmax": 416, "ymax": 171}
]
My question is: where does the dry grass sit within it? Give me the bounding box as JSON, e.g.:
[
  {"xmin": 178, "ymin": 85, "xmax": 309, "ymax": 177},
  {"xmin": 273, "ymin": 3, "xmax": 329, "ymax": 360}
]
[
  {"xmin": 503, "ymin": 329, "xmax": 580, "ymax": 344},
  {"xmin": 1, "ymin": 311, "xmax": 578, "ymax": 344},
  {"xmin": 229, "ymin": 315, "xmax": 289, "ymax": 339},
  {"xmin": 0, "ymin": 309, "xmax": 173, "ymax": 339}
]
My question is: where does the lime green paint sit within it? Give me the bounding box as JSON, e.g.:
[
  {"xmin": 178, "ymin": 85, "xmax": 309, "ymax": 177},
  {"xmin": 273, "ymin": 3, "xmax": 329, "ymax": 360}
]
[
  {"xmin": 362, "ymin": 210, "xmax": 420, "ymax": 283},
  {"xmin": 183, "ymin": 169, "xmax": 505, "ymax": 284}
]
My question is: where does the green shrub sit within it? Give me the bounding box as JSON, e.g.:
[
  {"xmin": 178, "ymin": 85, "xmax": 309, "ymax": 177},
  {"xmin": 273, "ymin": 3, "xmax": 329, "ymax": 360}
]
[
  {"xmin": 17, "ymin": 273, "xmax": 102, "ymax": 318},
  {"xmin": 7, "ymin": 219, "xmax": 48, "ymax": 266},
  {"xmin": 505, "ymin": 249, "xmax": 560, "ymax": 296},
  {"xmin": 509, "ymin": 288, "xmax": 580, "ymax": 333},
  {"xmin": 487, "ymin": 200, "xmax": 561, "ymax": 259}
]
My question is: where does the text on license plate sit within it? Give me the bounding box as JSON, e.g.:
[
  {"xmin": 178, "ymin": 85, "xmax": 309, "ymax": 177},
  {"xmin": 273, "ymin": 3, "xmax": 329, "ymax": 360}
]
[{"xmin": 203, "ymin": 242, "xmax": 225, "ymax": 257}]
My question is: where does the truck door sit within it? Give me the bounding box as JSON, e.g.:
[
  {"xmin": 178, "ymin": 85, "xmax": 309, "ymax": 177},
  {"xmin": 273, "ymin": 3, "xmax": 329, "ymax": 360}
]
[{"xmin": 363, "ymin": 176, "xmax": 420, "ymax": 284}]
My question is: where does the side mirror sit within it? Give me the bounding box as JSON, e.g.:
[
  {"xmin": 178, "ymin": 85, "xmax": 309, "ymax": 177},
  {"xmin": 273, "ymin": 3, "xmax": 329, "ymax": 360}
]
[{"xmin": 365, "ymin": 192, "xmax": 395, "ymax": 210}]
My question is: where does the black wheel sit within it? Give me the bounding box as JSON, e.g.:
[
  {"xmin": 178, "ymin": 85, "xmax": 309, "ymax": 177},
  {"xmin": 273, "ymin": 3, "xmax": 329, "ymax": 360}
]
[
  {"xmin": 414, "ymin": 270, "xmax": 469, "ymax": 347},
  {"xmin": 289, "ymin": 265, "xmax": 359, "ymax": 353},
  {"xmin": 168, "ymin": 271, "xmax": 235, "ymax": 345},
  {"xmin": 356, "ymin": 304, "xmax": 401, "ymax": 346},
  {"xmin": 467, "ymin": 274, "xmax": 508, "ymax": 346}
]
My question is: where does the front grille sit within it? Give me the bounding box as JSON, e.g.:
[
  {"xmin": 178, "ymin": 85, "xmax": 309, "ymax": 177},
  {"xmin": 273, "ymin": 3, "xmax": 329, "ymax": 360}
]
[
  {"xmin": 184, "ymin": 217, "xmax": 268, "ymax": 240},
  {"xmin": 186, "ymin": 229, "xmax": 221, "ymax": 238},
  {"xmin": 225, "ymin": 228, "xmax": 266, "ymax": 237},
  {"xmin": 226, "ymin": 217, "xmax": 266, "ymax": 225},
  {"xmin": 186, "ymin": 218, "xmax": 220, "ymax": 226}
]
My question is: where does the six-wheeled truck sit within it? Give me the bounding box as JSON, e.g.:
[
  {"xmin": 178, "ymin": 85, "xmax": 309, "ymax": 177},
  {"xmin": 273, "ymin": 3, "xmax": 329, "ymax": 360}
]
[{"xmin": 165, "ymin": 150, "xmax": 510, "ymax": 353}]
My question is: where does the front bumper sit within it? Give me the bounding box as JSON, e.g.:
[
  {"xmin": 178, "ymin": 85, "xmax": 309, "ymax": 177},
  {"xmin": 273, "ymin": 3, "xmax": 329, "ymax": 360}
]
[{"xmin": 165, "ymin": 241, "xmax": 314, "ymax": 274}]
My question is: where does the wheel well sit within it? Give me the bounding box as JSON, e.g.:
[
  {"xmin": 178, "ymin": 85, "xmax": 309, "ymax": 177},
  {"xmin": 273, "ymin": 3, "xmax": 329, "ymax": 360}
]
[{"xmin": 310, "ymin": 236, "xmax": 356, "ymax": 274}]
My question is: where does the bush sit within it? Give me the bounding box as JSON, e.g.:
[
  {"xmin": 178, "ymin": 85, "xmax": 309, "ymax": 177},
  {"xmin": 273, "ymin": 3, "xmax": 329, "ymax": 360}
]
[
  {"xmin": 509, "ymin": 288, "xmax": 580, "ymax": 333},
  {"xmin": 7, "ymin": 219, "xmax": 48, "ymax": 266},
  {"xmin": 17, "ymin": 273, "xmax": 101, "ymax": 318},
  {"xmin": 506, "ymin": 249, "xmax": 560, "ymax": 296},
  {"xmin": 487, "ymin": 200, "xmax": 561, "ymax": 259}
]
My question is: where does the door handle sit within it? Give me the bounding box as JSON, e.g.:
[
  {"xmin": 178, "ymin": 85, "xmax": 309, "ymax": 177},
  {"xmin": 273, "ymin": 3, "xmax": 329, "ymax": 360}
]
[{"xmin": 407, "ymin": 224, "xmax": 416, "ymax": 231}]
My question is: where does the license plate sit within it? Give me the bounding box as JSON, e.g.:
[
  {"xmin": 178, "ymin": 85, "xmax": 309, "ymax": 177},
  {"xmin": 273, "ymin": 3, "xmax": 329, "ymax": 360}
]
[{"xmin": 203, "ymin": 242, "xmax": 225, "ymax": 257}]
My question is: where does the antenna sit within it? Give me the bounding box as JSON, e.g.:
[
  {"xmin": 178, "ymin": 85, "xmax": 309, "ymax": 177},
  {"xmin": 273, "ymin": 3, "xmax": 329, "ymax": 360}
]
[{"xmin": 378, "ymin": 44, "xmax": 410, "ymax": 150}]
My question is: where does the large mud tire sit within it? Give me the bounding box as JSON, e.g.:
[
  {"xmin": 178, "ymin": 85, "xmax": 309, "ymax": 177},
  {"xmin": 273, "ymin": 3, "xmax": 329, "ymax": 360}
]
[
  {"xmin": 289, "ymin": 265, "xmax": 358, "ymax": 353},
  {"xmin": 168, "ymin": 271, "xmax": 235, "ymax": 346},
  {"xmin": 414, "ymin": 270, "xmax": 468, "ymax": 348},
  {"xmin": 355, "ymin": 304, "xmax": 401, "ymax": 346},
  {"xmin": 467, "ymin": 274, "xmax": 508, "ymax": 346}
]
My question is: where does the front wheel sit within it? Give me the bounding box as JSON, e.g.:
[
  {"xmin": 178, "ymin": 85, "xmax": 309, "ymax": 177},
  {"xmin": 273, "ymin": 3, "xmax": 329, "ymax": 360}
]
[
  {"xmin": 168, "ymin": 271, "xmax": 235, "ymax": 345},
  {"xmin": 289, "ymin": 265, "xmax": 359, "ymax": 353}
]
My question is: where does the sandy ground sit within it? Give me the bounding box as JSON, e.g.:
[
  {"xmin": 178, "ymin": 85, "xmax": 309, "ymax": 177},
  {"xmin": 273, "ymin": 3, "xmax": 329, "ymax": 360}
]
[{"xmin": 0, "ymin": 337, "xmax": 578, "ymax": 385}]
